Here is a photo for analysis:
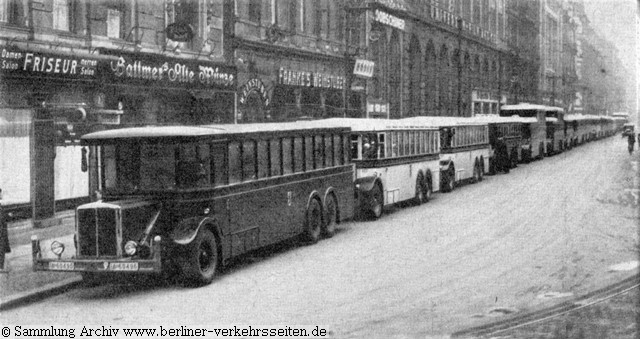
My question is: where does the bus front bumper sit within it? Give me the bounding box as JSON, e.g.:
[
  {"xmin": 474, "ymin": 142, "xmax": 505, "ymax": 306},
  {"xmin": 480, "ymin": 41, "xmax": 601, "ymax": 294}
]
[{"xmin": 32, "ymin": 237, "xmax": 162, "ymax": 273}]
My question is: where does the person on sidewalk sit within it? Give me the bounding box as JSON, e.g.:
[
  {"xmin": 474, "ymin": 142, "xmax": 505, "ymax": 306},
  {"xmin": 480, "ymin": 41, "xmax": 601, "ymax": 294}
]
[{"xmin": 0, "ymin": 188, "xmax": 10, "ymax": 270}]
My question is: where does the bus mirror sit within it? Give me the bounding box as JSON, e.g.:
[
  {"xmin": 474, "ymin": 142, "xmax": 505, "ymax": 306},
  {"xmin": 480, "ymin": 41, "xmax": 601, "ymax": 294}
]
[{"xmin": 81, "ymin": 147, "xmax": 88, "ymax": 172}]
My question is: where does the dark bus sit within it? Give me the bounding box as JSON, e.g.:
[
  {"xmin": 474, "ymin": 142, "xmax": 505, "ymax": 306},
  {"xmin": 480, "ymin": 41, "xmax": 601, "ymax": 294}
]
[{"xmin": 33, "ymin": 122, "xmax": 354, "ymax": 285}]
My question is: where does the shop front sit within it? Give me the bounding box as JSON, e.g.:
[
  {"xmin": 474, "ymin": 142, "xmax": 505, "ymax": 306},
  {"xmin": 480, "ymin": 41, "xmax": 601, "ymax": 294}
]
[
  {"xmin": 0, "ymin": 46, "xmax": 237, "ymax": 225},
  {"xmin": 0, "ymin": 46, "xmax": 120, "ymax": 224},
  {"xmin": 235, "ymin": 49, "xmax": 346, "ymax": 123}
]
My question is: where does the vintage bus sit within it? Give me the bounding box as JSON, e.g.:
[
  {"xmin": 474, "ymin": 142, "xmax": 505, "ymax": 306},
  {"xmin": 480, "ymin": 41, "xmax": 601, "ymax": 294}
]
[
  {"xmin": 403, "ymin": 117, "xmax": 490, "ymax": 192},
  {"xmin": 543, "ymin": 106, "xmax": 566, "ymax": 154},
  {"xmin": 470, "ymin": 115, "xmax": 524, "ymax": 171},
  {"xmin": 302, "ymin": 118, "xmax": 441, "ymax": 219},
  {"xmin": 32, "ymin": 122, "xmax": 354, "ymax": 285},
  {"xmin": 500, "ymin": 103, "xmax": 548, "ymax": 159}
]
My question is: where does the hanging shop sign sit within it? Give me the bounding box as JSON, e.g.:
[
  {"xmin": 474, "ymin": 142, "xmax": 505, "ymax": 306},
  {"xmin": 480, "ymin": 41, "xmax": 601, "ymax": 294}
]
[
  {"xmin": 100, "ymin": 50, "xmax": 236, "ymax": 90},
  {"xmin": 278, "ymin": 67, "xmax": 345, "ymax": 90},
  {"xmin": 353, "ymin": 59, "xmax": 375, "ymax": 78},
  {"xmin": 239, "ymin": 78, "xmax": 270, "ymax": 106},
  {"xmin": 165, "ymin": 22, "xmax": 195, "ymax": 42},
  {"xmin": 1, "ymin": 47, "xmax": 99, "ymax": 80},
  {"xmin": 372, "ymin": 9, "xmax": 405, "ymax": 31}
]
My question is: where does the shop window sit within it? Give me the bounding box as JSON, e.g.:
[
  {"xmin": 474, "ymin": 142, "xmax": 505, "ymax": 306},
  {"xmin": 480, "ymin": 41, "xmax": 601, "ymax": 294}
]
[
  {"xmin": 377, "ymin": 133, "xmax": 385, "ymax": 158},
  {"xmin": 269, "ymin": 139, "xmax": 282, "ymax": 176},
  {"xmin": 282, "ymin": 138, "xmax": 293, "ymax": 174},
  {"xmin": 350, "ymin": 134, "xmax": 359, "ymax": 160},
  {"xmin": 242, "ymin": 140, "xmax": 256, "ymax": 181},
  {"xmin": 257, "ymin": 140, "xmax": 269, "ymax": 179}
]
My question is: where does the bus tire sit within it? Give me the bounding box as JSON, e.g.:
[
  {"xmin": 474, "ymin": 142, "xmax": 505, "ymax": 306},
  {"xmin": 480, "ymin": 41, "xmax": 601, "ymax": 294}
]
[
  {"xmin": 472, "ymin": 161, "xmax": 480, "ymax": 183},
  {"xmin": 510, "ymin": 148, "xmax": 518, "ymax": 168},
  {"xmin": 322, "ymin": 194, "xmax": 338, "ymax": 238},
  {"xmin": 424, "ymin": 174, "xmax": 433, "ymax": 201},
  {"xmin": 183, "ymin": 227, "xmax": 218, "ymax": 285},
  {"xmin": 442, "ymin": 167, "xmax": 455, "ymax": 193},
  {"xmin": 370, "ymin": 184, "xmax": 384, "ymax": 219},
  {"xmin": 304, "ymin": 199, "xmax": 322, "ymax": 243},
  {"xmin": 414, "ymin": 173, "xmax": 426, "ymax": 205}
]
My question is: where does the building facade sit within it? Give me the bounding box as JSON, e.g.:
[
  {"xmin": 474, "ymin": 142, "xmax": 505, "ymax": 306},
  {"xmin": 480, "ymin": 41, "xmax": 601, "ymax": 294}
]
[{"xmin": 0, "ymin": 0, "xmax": 236, "ymax": 223}]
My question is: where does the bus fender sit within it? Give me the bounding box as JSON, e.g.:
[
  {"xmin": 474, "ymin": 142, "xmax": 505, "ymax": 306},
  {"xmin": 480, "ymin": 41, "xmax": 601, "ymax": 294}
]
[
  {"xmin": 171, "ymin": 216, "xmax": 222, "ymax": 246},
  {"xmin": 439, "ymin": 159, "xmax": 453, "ymax": 172},
  {"xmin": 306, "ymin": 191, "xmax": 322, "ymax": 211},
  {"xmin": 354, "ymin": 175, "xmax": 378, "ymax": 194}
]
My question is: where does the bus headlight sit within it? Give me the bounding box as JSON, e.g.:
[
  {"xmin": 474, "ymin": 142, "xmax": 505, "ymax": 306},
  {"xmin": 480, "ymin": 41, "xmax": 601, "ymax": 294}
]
[
  {"xmin": 124, "ymin": 241, "xmax": 138, "ymax": 256},
  {"xmin": 51, "ymin": 241, "xmax": 65, "ymax": 256}
]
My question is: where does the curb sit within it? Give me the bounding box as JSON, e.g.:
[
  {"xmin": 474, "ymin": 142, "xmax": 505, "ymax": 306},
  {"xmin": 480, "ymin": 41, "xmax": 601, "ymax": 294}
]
[{"xmin": 0, "ymin": 276, "xmax": 83, "ymax": 312}]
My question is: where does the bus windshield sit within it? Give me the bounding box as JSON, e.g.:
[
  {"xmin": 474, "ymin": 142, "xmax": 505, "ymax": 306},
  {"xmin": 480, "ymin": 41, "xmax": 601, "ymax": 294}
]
[{"xmin": 100, "ymin": 141, "xmax": 210, "ymax": 194}]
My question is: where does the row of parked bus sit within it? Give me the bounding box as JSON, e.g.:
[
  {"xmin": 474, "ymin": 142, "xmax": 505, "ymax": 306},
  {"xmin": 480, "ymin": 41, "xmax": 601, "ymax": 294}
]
[{"xmin": 31, "ymin": 103, "xmax": 622, "ymax": 285}]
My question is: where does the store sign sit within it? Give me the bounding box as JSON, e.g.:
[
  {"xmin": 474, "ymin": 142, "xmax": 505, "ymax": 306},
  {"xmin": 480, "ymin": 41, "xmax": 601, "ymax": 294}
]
[
  {"xmin": 1, "ymin": 48, "xmax": 99, "ymax": 79},
  {"xmin": 278, "ymin": 68, "xmax": 345, "ymax": 90},
  {"xmin": 102, "ymin": 52, "xmax": 236, "ymax": 90},
  {"xmin": 353, "ymin": 59, "xmax": 375, "ymax": 78},
  {"xmin": 372, "ymin": 9, "xmax": 405, "ymax": 31},
  {"xmin": 239, "ymin": 78, "xmax": 270, "ymax": 106},
  {"xmin": 367, "ymin": 99, "xmax": 390, "ymax": 119}
]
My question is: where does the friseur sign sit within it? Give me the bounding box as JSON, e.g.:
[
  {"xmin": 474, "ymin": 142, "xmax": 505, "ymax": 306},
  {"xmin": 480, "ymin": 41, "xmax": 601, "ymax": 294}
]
[
  {"xmin": 100, "ymin": 50, "xmax": 236, "ymax": 90},
  {"xmin": 1, "ymin": 47, "xmax": 99, "ymax": 80}
]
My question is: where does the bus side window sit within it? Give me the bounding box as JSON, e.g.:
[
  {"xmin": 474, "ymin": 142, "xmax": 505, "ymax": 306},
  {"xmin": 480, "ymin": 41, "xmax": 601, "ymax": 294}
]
[
  {"xmin": 211, "ymin": 143, "xmax": 227, "ymax": 186},
  {"xmin": 294, "ymin": 137, "xmax": 304, "ymax": 173},
  {"xmin": 392, "ymin": 132, "xmax": 399, "ymax": 157},
  {"xmin": 257, "ymin": 140, "xmax": 269, "ymax": 179},
  {"xmin": 350, "ymin": 134, "xmax": 360, "ymax": 160},
  {"xmin": 324, "ymin": 134, "xmax": 333, "ymax": 167},
  {"xmin": 378, "ymin": 133, "xmax": 385, "ymax": 158},
  {"xmin": 176, "ymin": 143, "xmax": 208, "ymax": 188},
  {"xmin": 314, "ymin": 135, "xmax": 324, "ymax": 168},
  {"xmin": 305, "ymin": 136, "xmax": 314, "ymax": 171},
  {"xmin": 269, "ymin": 139, "xmax": 282, "ymax": 176},
  {"xmin": 334, "ymin": 134, "xmax": 342, "ymax": 165},
  {"xmin": 228, "ymin": 142, "xmax": 242, "ymax": 184},
  {"xmin": 343, "ymin": 134, "xmax": 350, "ymax": 164},
  {"xmin": 282, "ymin": 138, "xmax": 293, "ymax": 175}
]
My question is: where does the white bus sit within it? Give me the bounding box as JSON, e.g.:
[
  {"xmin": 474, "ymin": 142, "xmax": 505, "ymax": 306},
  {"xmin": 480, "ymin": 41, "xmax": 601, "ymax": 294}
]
[
  {"xmin": 403, "ymin": 117, "xmax": 490, "ymax": 192},
  {"xmin": 305, "ymin": 118, "xmax": 441, "ymax": 219}
]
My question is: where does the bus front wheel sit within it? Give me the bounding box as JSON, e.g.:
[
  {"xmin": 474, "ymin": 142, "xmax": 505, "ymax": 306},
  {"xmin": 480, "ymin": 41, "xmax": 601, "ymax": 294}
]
[
  {"xmin": 370, "ymin": 185, "xmax": 384, "ymax": 219},
  {"xmin": 183, "ymin": 228, "xmax": 218, "ymax": 285}
]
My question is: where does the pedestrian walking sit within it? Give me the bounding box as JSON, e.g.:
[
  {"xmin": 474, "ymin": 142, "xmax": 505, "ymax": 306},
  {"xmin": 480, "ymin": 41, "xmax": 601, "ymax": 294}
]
[
  {"xmin": 627, "ymin": 133, "xmax": 636, "ymax": 155},
  {"xmin": 0, "ymin": 188, "xmax": 10, "ymax": 270}
]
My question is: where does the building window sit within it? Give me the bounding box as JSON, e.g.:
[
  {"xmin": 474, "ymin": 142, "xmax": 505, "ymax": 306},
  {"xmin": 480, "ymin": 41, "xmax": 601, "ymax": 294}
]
[
  {"xmin": 248, "ymin": 0, "xmax": 261, "ymax": 23},
  {"xmin": 166, "ymin": 0, "xmax": 199, "ymax": 49},
  {"xmin": 0, "ymin": 0, "xmax": 25, "ymax": 25},
  {"xmin": 53, "ymin": 0, "xmax": 70, "ymax": 31},
  {"xmin": 288, "ymin": 0, "xmax": 297, "ymax": 32}
]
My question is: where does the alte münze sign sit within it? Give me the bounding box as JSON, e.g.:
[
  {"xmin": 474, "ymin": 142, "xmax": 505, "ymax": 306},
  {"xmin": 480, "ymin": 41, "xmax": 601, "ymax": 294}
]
[{"xmin": 109, "ymin": 56, "xmax": 235, "ymax": 89}]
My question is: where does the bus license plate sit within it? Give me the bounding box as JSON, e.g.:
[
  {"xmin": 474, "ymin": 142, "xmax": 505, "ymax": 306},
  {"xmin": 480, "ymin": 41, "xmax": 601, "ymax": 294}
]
[
  {"xmin": 108, "ymin": 262, "xmax": 138, "ymax": 271},
  {"xmin": 48, "ymin": 261, "xmax": 75, "ymax": 271}
]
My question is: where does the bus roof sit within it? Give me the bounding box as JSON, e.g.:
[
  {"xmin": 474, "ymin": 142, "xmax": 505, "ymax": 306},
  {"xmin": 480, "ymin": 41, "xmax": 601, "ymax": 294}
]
[
  {"xmin": 82, "ymin": 121, "xmax": 350, "ymax": 141},
  {"xmin": 500, "ymin": 103, "xmax": 548, "ymax": 111},
  {"xmin": 469, "ymin": 114, "xmax": 528, "ymax": 124},
  {"xmin": 402, "ymin": 116, "xmax": 487, "ymax": 127},
  {"xmin": 296, "ymin": 118, "xmax": 439, "ymax": 132}
]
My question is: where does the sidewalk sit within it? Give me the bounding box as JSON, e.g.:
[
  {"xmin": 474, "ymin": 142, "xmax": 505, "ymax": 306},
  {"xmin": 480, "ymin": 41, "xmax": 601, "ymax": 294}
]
[{"xmin": 1, "ymin": 210, "xmax": 82, "ymax": 310}]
